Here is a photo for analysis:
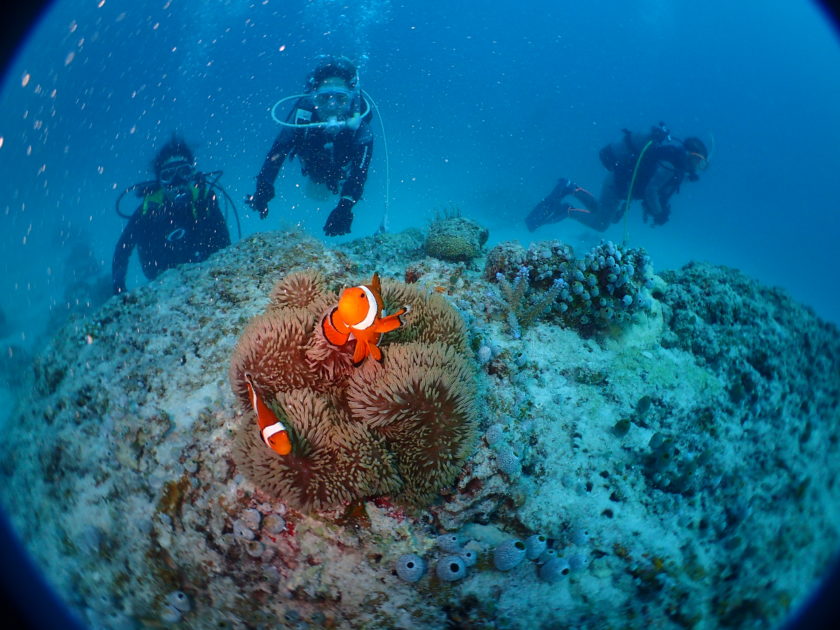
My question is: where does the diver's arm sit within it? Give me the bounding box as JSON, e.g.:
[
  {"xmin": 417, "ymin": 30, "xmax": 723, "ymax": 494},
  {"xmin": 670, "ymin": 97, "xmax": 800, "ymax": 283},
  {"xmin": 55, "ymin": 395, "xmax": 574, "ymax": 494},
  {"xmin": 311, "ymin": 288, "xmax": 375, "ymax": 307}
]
[
  {"xmin": 257, "ymin": 128, "xmax": 295, "ymax": 187},
  {"xmin": 642, "ymin": 167, "xmax": 675, "ymax": 226},
  {"xmin": 248, "ymin": 127, "xmax": 296, "ymax": 218},
  {"xmin": 338, "ymin": 130, "xmax": 373, "ymax": 203},
  {"xmin": 323, "ymin": 129, "xmax": 373, "ymax": 236},
  {"xmin": 112, "ymin": 212, "xmax": 140, "ymax": 294}
]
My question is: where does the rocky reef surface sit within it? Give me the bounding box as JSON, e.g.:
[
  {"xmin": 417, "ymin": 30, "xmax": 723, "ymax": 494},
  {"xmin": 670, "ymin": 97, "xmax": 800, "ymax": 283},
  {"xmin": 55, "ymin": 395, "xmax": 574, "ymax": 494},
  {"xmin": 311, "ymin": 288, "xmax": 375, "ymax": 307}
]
[{"xmin": 1, "ymin": 229, "xmax": 839, "ymax": 630}]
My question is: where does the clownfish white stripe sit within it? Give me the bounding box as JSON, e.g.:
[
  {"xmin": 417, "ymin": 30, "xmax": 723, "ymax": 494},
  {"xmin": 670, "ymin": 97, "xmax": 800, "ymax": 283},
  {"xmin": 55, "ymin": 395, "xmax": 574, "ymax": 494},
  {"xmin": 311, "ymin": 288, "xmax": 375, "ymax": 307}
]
[
  {"xmin": 355, "ymin": 284, "xmax": 377, "ymax": 330},
  {"xmin": 262, "ymin": 422, "xmax": 288, "ymax": 447},
  {"xmin": 247, "ymin": 382, "xmax": 259, "ymax": 409}
]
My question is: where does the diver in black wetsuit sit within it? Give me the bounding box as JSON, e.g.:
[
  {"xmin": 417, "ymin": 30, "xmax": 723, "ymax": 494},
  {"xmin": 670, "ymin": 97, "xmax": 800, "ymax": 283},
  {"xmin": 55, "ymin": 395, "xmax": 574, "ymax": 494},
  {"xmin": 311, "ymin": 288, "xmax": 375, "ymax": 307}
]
[
  {"xmin": 526, "ymin": 123, "xmax": 708, "ymax": 232},
  {"xmin": 111, "ymin": 136, "xmax": 231, "ymax": 294},
  {"xmin": 245, "ymin": 55, "xmax": 374, "ymax": 237}
]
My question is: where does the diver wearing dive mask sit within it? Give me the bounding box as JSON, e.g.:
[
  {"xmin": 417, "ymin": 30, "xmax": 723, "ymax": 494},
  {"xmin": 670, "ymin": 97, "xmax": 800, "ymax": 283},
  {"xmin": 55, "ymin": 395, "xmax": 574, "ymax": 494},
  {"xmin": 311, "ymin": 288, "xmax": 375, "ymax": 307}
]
[
  {"xmin": 112, "ymin": 135, "xmax": 231, "ymax": 294},
  {"xmin": 526, "ymin": 124, "xmax": 709, "ymax": 233},
  {"xmin": 246, "ymin": 55, "xmax": 373, "ymax": 237}
]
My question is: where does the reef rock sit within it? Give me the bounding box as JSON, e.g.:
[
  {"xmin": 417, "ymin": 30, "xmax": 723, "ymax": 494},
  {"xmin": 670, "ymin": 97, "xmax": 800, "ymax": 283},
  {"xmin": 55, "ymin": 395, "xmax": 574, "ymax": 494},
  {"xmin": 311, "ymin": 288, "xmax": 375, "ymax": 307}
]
[{"xmin": 0, "ymin": 230, "xmax": 839, "ymax": 630}]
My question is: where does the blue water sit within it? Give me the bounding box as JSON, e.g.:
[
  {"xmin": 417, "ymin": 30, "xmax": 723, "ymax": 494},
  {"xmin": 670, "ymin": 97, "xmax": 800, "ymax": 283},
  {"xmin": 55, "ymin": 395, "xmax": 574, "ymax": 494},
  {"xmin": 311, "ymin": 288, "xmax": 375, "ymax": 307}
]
[{"xmin": 1, "ymin": 0, "xmax": 839, "ymax": 353}]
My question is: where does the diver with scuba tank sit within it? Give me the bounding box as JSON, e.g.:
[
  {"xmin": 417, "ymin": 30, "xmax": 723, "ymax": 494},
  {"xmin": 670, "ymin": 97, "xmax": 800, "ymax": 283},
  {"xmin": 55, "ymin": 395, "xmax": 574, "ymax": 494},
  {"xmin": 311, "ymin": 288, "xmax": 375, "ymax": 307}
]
[
  {"xmin": 525, "ymin": 123, "xmax": 709, "ymax": 233},
  {"xmin": 112, "ymin": 135, "xmax": 238, "ymax": 294},
  {"xmin": 245, "ymin": 55, "xmax": 374, "ymax": 237}
]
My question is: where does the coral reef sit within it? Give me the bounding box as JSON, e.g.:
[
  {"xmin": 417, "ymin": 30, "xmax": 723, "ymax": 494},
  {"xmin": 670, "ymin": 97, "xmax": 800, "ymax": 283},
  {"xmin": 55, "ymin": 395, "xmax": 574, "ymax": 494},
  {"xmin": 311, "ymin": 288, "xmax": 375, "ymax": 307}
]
[
  {"xmin": 229, "ymin": 270, "xmax": 478, "ymax": 511},
  {"xmin": 0, "ymin": 230, "xmax": 838, "ymax": 630},
  {"xmin": 493, "ymin": 266, "xmax": 566, "ymax": 338},
  {"xmin": 424, "ymin": 212, "xmax": 489, "ymax": 262},
  {"xmin": 485, "ymin": 239, "xmax": 656, "ymax": 335}
]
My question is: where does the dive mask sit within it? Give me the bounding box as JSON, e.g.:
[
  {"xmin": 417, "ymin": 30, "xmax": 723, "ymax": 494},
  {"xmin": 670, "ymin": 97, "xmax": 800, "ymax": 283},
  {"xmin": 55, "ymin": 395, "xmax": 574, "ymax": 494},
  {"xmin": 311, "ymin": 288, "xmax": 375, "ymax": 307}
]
[
  {"xmin": 159, "ymin": 159, "xmax": 195, "ymax": 185},
  {"xmin": 687, "ymin": 151, "xmax": 709, "ymax": 171},
  {"xmin": 313, "ymin": 86, "xmax": 353, "ymax": 110}
]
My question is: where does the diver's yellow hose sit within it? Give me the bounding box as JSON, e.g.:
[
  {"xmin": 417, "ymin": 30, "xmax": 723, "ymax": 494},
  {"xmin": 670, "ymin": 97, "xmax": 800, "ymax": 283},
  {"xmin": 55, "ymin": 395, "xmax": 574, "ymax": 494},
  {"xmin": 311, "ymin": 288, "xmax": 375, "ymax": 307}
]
[{"xmin": 623, "ymin": 139, "xmax": 653, "ymax": 245}]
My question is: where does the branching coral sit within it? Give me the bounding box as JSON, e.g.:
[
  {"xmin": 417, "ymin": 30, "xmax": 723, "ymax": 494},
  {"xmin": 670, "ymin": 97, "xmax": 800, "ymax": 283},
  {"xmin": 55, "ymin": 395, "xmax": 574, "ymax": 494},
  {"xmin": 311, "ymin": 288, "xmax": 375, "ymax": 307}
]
[
  {"xmin": 494, "ymin": 267, "xmax": 566, "ymax": 338},
  {"xmin": 229, "ymin": 270, "xmax": 477, "ymax": 512},
  {"xmin": 555, "ymin": 240, "xmax": 655, "ymax": 333}
]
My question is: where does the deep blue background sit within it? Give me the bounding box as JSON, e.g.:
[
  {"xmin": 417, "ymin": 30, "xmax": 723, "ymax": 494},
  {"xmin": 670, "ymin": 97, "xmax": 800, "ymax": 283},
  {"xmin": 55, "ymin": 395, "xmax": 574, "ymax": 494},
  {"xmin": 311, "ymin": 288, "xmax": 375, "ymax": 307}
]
[{"xmin": 1, "ymin": 0, "xmax": 839, "ymax": 351}]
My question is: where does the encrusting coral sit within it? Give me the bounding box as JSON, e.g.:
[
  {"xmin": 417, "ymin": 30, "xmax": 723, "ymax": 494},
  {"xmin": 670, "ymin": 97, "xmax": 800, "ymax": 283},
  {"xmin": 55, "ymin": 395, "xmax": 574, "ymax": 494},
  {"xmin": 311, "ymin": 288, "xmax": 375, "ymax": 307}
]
[
  {"xmin": 424, "ymin": 214, "xmax": 489, "ymax": 262},
  {"xmin": 229, "ymin": 270, "xmax": 478, "ymax": 512}
]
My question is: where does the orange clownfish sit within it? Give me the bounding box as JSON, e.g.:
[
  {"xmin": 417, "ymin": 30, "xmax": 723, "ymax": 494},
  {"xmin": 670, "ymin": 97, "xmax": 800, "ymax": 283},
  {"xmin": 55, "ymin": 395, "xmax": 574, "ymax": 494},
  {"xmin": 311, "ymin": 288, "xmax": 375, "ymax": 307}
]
[
  {"xmin": 244, "ymin": 373, "xmax": 292, "ymax": 455},
  {"xmin": 321, "ymin": 272, "xmax": 410, "ymax": 365}
]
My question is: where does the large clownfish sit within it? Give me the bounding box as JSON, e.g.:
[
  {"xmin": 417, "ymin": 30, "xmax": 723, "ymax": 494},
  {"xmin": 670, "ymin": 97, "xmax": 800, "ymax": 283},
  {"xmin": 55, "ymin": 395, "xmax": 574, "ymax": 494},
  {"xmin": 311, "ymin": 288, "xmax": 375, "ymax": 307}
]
[
  {"xmin": 244, "ymin": 373, "xmax": 292, "ymax": 455},
  {"xmin": 321, "ymin": 272, "xmax": 410, "ymax": 365}
]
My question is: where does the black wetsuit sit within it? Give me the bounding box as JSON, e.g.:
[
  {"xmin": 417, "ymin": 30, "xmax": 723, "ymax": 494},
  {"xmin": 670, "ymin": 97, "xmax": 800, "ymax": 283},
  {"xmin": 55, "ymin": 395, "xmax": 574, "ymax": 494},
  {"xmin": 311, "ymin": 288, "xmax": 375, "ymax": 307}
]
[
  {"xmin": 112, "ymin": 183, "xmax": 230, "ymax": 294},
  {"xmin": 253, "ymin": 94, "xmax": 373, "ymax": 210},
  {"xmin": 527, "ymin": 129, "xmax": 698, "ymax": 232}
]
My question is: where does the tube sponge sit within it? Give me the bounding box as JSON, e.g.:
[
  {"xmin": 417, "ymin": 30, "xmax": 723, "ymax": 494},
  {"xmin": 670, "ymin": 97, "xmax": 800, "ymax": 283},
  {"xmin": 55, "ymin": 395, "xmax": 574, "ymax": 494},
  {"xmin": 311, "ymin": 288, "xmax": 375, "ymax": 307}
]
[
  {"xmin": 165, "ymin": 591, "xmax": 191, "ymax": 613},
  {"xmin": 395, "ymin": 554, "xmax": 426, "ymax": 583},
  {"xmin": 436, "ymin": 555, "xmax": 468, "ymax": 582},
  {"xmin": 437, "ymin": 534, "xmax": 462, "ymax": 553},
  {"xmin": 524, "ymin": 534, "xmax": 547, "ymax": 560},
  {"xmin": 538, "ymin": 556, "xmax": 571, "ymax": 583},
  {"xmin": 459, "ymin": 549, "xmax": 478, "ymax": 567},
  {"xmin": 493, "ymin": 539, "xmax": 527, "ymax": 571}
]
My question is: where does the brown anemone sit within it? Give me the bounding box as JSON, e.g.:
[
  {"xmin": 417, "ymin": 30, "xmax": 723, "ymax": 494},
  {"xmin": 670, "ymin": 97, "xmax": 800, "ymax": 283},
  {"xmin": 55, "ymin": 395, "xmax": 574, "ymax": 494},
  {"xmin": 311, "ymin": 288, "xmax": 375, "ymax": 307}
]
[{"xmin": 230, "ymin": 270, "xmax": 477, "ymax": 512}]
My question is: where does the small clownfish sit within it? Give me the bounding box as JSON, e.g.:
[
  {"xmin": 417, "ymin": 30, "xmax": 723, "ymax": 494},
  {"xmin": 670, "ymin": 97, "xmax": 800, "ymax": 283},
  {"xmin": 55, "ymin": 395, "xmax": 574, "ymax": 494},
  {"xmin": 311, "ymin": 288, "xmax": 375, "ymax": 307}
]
[
  {"xmin": 244, "ymin": 373, "xmax": 292, "ymax": 456},
  {"xmin": 321, "ymin": 272, "xmax": 410, "ymax": 365}
]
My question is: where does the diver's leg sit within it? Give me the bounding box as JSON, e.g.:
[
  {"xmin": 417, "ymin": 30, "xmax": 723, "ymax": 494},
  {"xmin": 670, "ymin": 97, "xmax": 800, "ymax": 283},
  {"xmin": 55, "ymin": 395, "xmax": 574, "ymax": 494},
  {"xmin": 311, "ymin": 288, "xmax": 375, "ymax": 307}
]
[
  {"xmin": 569, "ymin": 184, "xmax": 598, "ymax": 213},
  {"xmin": 525, "ymin": 178, "xmax": 578, "ymax": 231},
  {"xmin": 566, "ymin": 175, "xmax": 617, "ymax": 232}
]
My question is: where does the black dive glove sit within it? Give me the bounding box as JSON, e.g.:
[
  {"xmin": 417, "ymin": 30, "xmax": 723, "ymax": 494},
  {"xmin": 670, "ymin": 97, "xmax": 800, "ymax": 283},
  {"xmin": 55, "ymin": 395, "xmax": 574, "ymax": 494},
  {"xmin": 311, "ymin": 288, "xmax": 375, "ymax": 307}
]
[
  {"xmin": 654, "ymin": 203, "xmax": 671, "ymax": 226},
  {"xmin": 324, "ymin": 198, "xmax": 354, "ymax": 236},
  {"xmin": 245, "ymin": 178, "xmax": 275, "ymax": 219},
  {"xmin": 644, "ymin": 202, "xmax": 670, "ymax": 226}
]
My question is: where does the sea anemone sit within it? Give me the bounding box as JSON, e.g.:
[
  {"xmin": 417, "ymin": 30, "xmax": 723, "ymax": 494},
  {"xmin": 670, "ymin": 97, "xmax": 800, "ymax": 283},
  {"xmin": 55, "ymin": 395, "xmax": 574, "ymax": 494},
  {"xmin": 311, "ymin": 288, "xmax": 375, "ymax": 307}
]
[
  {"xmin": 228, "ymin": 310, "xmax": 315, "ymax": 404},
  {"xmin": 380, "ymin": 279, "xmax": 469, "ymax": 353},
  {"xmin": 229, "ymin": 270, "xmax": 477, "ymax": 512},
  {"xmin": 268, "ymin": 269, "xmax": 331, "ymax": 315},
  {"xmin": 232, "ymin": 388, "xmax": 402, "ymax": 512},
  {"xmin": 346, "ymin": 342, "xmax": 477, "ymax": 506}
]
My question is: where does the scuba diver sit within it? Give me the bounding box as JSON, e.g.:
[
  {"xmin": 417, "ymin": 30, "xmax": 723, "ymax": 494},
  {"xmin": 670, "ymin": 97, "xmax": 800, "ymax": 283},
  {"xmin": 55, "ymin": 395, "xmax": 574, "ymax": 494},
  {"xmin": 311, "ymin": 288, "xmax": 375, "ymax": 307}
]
[
  {"xmin": 525, "ymin": 123, "xmax": 709, "ymax": 232},
  {"xmin": 245, "ymin": 55, "xmax": 374, "ymax": 237},
  {"xmin": 112, "ymin": 135, "xmax": 237, "ymax": 294}
]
